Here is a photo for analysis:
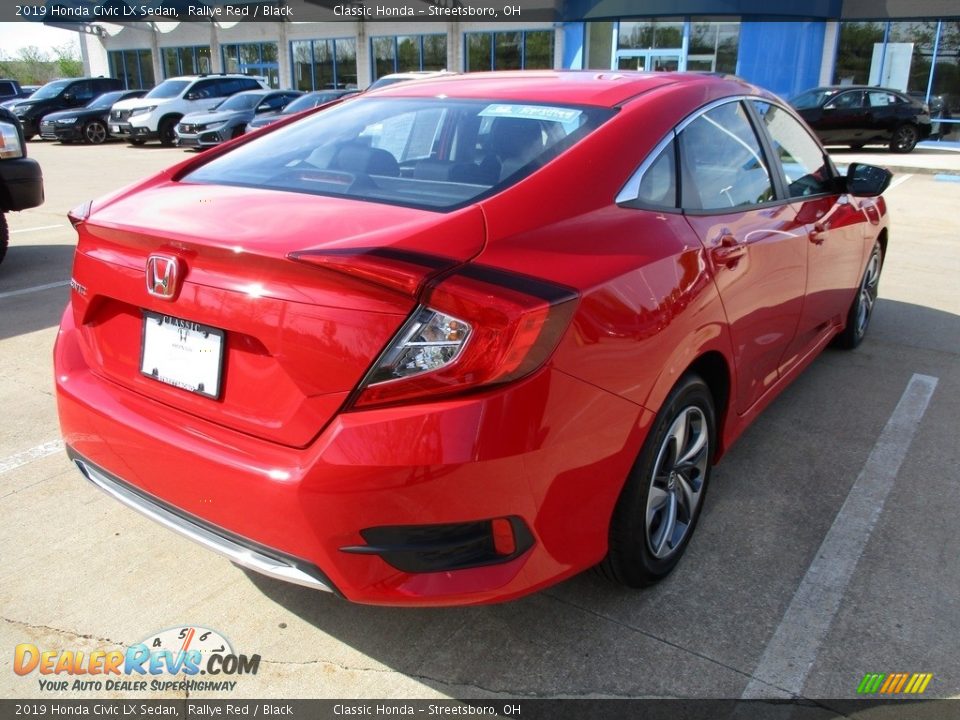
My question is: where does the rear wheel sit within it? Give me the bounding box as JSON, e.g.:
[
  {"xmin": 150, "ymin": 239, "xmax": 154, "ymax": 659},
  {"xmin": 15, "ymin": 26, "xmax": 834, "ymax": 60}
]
[
  {"xmin": 83, "ymin": 120, "xmax": 107, "ymax": 145},
  {"xmin": 835, "ymin": 241, "xmax": 883, "ymax": 349},
  {"xmin": 890, "ymin": 124, "xmax": 919, "ymax": 153},
  {"xmin": 0, "ymin": 213, "xmax": 8, "ymax": 266},
  {"xmin": 158, "ymin": 117, "xmax": 178, "ymax": 147},
  {"xmin": 600, "ymin": 374, "xmax": 715, "ymax": 587}
]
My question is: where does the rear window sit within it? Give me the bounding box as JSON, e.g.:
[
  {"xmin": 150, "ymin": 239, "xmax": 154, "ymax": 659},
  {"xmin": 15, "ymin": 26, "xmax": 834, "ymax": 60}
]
[{"xmin": 182, "ymin": 97, "xmax": 612, "ymax": 211}]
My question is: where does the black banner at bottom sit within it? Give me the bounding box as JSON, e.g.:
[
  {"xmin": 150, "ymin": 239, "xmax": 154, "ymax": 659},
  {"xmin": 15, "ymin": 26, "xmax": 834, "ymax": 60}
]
[{"xmin": 2, "ymin": 699, "xmax": 960, "ymax": 720}]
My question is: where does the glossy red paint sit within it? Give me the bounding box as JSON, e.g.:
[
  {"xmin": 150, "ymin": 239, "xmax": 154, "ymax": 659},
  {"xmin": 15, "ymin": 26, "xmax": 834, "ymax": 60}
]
[{"xmin": 55, "ymin": 71, "xmax": 889, "ymax": 605}]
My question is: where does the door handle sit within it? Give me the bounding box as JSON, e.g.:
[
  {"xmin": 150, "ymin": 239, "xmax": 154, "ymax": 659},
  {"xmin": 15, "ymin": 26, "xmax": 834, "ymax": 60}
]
[
  {"xmin": 712, "ymin": 232, "xmax": 746, "ymax": 267},
  {"xmin": 809, "ymin": 221, "xmax": 827, "ymax": 245}
]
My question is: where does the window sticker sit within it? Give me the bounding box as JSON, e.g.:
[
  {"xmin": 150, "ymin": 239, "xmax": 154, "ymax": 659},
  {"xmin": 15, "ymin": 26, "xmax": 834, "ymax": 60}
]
[{"xmin": 479, "ymin": 104, "xmax": 583, "ymax": 124}]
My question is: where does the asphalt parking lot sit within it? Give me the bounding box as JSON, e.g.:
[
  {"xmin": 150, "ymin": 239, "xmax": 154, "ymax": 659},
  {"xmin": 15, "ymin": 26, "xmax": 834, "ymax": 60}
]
[{"xmin": 1, "ymin": 139, "xmax": 958, "ymax": 702}]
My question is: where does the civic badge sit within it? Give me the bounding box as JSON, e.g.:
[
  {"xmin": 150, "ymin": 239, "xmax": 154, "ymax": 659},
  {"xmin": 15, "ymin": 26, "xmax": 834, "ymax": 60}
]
[{"xmin": 145, "ymin": 254, "xmax": 181, "ymax": 300}]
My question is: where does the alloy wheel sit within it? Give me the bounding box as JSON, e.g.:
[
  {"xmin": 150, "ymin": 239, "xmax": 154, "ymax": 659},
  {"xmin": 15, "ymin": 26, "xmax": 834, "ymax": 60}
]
[
  {"xmin": 645, "ymin": 406, "xmax": 709, "ymax": 559},
  {"xmin": 855, "ymin": 247, "xmax": 882, "ymax": 340},
  {"xmin": 84, "ymin": 122, "xmax": 107, "ymax": 144}
]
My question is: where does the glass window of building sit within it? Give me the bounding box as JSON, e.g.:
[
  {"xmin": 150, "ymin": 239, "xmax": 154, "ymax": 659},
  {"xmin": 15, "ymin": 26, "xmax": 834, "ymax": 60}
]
[
  {"xmin": 291, "ymin": 38, "xmax": 357, "ymax": 91},
  {"xmin": 161, "ymin": 46, "xmax": 211, "ymax": 78},
  {"xmin": 834, "ymin": 22, "xmax": 886, "ymax": 85},
  {"xmin": 370, "ymin": 34, "xmax": 448, "ymax": 81},
  {"xmin": 688, "ymin": 20, "xmax": 740, "ymax": 73},
  {"xmin": 834, "ymin": 21, "xmax": 959, "ymax": 141},
  {"xmin": 617, "ymin": 19, "xmax": 684, "ymax": 50},
  {"xmin": 464, "ymin": 30, "xmax": 554, "ymax": 71},
  {"xmin": 585, "ymin": 21, "xmax": 615, "ymax": 69},
  {"xmin": 107, "ymin": 49, "xmax": 154, "ymax": 89},
  {"xmin": 222, "ymin": 42, "xmax": 280, "ymax": 88}
]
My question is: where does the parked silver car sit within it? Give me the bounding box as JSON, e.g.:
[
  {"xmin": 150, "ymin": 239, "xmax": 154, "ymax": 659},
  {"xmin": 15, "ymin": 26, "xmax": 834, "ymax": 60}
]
[{"xmin": 175, "ymin": 89, "xmax": 301, "ymax": 149}]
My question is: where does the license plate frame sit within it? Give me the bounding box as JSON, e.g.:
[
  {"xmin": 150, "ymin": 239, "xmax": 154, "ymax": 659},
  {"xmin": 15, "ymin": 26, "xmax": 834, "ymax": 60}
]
[{"xmin": 140, "ymin": 311, "xmax": 225, "ymax": 399}]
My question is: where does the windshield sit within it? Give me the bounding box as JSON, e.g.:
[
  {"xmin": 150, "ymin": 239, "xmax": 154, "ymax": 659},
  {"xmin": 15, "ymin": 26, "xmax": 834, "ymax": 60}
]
[
  {"xmin": 790, "ymin": 89, "xmax": 833, "ymax": 109},
  {"xmin": 214, "ymin": 93, "xmax": 262, "ymax": 112},
  {"xmin": 88, "ymin": 91, "xmax": 126, "ymax": 109},
  {"xmin": 145, "ymin": 80, "xmax": 190, "ymax": 99},
  {"xmin": 184, "ymin": 97, "xmax": 612, "ymax": 211},
  {"xmin": 283, "ymin": 94, "xmax": 327, "ymax": 114},
  {"xmin": 31, "ymin": 80, "xmax": 72, "ymax": 101}
]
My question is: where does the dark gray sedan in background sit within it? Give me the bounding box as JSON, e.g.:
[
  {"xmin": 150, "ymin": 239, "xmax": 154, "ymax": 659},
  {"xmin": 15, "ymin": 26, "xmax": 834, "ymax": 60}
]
[
  {"xmin": 175, "ymin": 89, "xmax": 301, "ymax": 149},
  {"xmin": 244, "ymin": 89, "xmax": 358, "ymax": 133}
]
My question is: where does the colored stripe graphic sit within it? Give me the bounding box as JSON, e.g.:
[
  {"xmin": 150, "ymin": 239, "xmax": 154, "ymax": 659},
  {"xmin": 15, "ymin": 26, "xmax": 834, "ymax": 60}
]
[{"xmin": 858, "ymin": 672, "xmax": 932, "ymax": 694}]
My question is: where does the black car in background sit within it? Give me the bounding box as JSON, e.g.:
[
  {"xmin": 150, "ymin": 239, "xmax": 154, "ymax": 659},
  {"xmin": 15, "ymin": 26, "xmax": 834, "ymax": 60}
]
[
  {"xmin": 244, "ymin": 89, "xmax": 358, "ymax": 132},
  {"xmin": 11, "ymin": 77, "xmax": 125, "ymax": 140},
  {"xmin": 0, "ymin": 105, "xmax": 44, "ymax": 265},
  {"xmin": 40, "ymin": 89, "xmax": 147, "ymax": 144},
  {"xmin": 791, "ymin": 85, "xmax": 931, "ymax": 153}
]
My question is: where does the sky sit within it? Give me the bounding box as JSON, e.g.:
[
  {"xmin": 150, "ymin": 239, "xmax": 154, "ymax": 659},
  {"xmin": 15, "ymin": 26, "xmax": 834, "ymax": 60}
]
[{"xmin": 0, "ymin": 22, "xmax": 81, "ymax": 58}]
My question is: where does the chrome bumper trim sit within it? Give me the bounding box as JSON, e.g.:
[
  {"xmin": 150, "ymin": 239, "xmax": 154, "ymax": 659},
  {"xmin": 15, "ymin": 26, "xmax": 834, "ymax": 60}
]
[{"xmin": 73, "ymin": 456, "xmax": 334, "ymax": 593}]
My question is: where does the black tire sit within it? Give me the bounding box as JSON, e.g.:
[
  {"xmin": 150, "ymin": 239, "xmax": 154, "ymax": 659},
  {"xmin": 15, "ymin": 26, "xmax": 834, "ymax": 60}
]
[
  {"xmin": 600, "ymin": 374, "xmax": 716, "ymax": 587},
  {"xmin": 890, "ymin": 124, "xmax": 919, "ymax": 153},
  {"xmin": 23, "ymin": 132, "xmax": 35, "ymax": 142},
  {"xmin": 83, "ymin": 120, "xmax": 108, "ymax": 145},
  {"xmin": 0, "ymin": 212, "xmax": 8, "ymax": 266},
  {"xmin": 230, "ymin": 126, "xmax": 244, "ymax": 140},
  {"xmin": 158, "ymin": 117, "xmax": 178, "ymax": 147},
  {"xmin": 129, "ymin": 138, "xmax": 146, "ymax": 146},
  {"xmin": 835, "ymin": 241, "xmax": 883, "ymax": 349}
]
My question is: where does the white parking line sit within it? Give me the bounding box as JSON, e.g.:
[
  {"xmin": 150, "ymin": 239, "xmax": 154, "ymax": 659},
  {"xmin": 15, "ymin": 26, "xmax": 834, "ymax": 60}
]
[
  {"xmin": 0, "ymin": 280, "xmax": 70, "ymax": 300},
  {"xmin": 887, "ymin": 173, "xmax": 913, "ymax": 191},
  {"xmin": 0, "ymin": 440, "xmax": 65, "ymax": 476},
  {"xmin": 741, "ymin": 373, "xmax": 938, "ymax": 698},
  {"xmin": 9, "ymin": 224, "xmax": 64, "ymax": 234}
]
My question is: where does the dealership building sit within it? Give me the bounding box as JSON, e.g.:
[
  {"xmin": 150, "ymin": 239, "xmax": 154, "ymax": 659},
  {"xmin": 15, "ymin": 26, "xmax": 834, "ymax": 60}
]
[{"xmin": 64, "ymin": 0, "xmax": 959, "ymax": 138}]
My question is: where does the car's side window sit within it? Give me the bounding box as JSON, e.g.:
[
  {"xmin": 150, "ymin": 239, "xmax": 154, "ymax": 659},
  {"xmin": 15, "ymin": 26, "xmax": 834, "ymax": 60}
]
[
  {"xmin": 190, "ymin": 80, "xmax": 218, "ymax": 99},
  {"xmin": 635, "ymin": 139, "xmax": 677, "ymax": 208},
  {"xmin": 678, "ymin": 101, "xmax": 774, "ymax": 211},
  {"xmin": 752, "ymin": 101, "xmax": 835, "ymax": 198},
  {"xmin": 867, "ymin": 91, "xmax": 896, "ymax": 108},
  {"xmin": 71, "ymin": 81, "xmax": 94, "ymax": 102},
  {"xmin": 825, "ymin": 91, "xmax": 862, "ymax": 110}
]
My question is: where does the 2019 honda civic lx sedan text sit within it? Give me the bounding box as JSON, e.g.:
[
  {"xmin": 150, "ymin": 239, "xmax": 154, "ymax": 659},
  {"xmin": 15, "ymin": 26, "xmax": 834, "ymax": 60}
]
[{"xmin": 55, "ymin": 72, "xmax": 891, "ymax": 605}]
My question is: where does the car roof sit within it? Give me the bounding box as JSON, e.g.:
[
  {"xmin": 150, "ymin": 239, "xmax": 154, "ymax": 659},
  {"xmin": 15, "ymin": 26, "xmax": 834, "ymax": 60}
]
[{"xmin": 368, "ymin": 70, "xmax": 761, "ymax": 108}]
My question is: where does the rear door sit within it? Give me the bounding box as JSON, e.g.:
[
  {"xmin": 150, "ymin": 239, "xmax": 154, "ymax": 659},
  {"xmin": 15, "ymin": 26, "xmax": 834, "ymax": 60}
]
[{"xmin": 679, "ymin": 99, "xmax": 808, "ymax": 414}]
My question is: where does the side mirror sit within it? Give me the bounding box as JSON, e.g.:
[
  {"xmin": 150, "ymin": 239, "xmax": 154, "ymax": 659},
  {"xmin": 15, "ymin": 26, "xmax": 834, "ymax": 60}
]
[
  {"xmin": 846, "ymin": 163, "xmax": 892, "ymax": 197},
  {"xmin": 184, "ymin": 92, "xmax": 199, "ymax": 101},
  {"xmin": 63, "ymin": 92, "xmax": 74, "ymax": 102}
]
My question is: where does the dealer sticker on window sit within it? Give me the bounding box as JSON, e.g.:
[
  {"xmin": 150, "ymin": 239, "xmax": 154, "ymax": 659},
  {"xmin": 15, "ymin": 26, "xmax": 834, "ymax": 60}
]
[{"xmin": 479, "ymin": 104, "xmax": 583, "ymax": 124}]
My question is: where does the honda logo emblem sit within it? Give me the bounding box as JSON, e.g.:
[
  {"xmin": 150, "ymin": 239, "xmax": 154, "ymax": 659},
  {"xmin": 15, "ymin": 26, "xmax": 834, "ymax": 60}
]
[{"xmin": 145, "ymin": 255, "xmax": 181, "ymax": 300}]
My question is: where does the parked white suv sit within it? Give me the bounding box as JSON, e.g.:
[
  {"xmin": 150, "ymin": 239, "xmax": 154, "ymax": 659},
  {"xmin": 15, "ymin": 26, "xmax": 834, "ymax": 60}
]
[{"xmin": 109, "ymin": 74, "xmax": 268, "ymax": 146}]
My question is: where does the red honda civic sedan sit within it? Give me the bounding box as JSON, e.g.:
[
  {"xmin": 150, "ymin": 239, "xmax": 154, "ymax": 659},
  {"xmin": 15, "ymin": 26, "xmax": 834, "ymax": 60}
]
[{"xmin": 55, "ymin": 71, "xmax": 891, "ymax": 605}]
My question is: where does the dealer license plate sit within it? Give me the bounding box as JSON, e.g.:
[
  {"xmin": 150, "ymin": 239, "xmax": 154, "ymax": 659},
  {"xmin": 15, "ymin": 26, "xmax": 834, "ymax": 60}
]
[{"xmin": 140, "ymin": 312, "xmax": 224, "ymax": 399}]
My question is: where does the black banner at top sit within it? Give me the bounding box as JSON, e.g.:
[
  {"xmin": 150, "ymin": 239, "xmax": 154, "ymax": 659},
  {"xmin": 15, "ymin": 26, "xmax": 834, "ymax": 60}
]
[{"xmin": 5, "ymin": 0, "xmax": 563, "ymax": 23}]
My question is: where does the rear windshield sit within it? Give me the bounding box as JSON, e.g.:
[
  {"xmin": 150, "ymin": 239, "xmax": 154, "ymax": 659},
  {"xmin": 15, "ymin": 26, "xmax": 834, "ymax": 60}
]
[{"xmin": 183, "ymin": 97, "xmax": 612, "ymax": 211}]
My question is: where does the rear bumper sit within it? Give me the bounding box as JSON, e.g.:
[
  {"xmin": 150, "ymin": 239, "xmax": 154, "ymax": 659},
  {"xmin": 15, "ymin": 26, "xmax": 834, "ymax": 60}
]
[
  {"xmin": 55, "ymin": 305, "xmax": 649, "ymax": 605},
  {"xmin": 70, "ymin": 450, "xmax": 338, "ymax": 593}
]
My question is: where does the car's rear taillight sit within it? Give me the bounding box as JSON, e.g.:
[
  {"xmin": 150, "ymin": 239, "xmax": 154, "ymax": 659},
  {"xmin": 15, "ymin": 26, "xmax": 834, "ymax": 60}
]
[{"xmin": 351, "ymin": 265, "xmax": 578, "ymax": 409}]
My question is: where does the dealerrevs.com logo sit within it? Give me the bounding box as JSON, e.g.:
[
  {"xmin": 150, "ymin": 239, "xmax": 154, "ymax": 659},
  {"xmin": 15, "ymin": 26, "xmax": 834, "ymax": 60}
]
[{"xmin": 13, "ymin": 626, "xmax": 260, "ymax": 693}]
